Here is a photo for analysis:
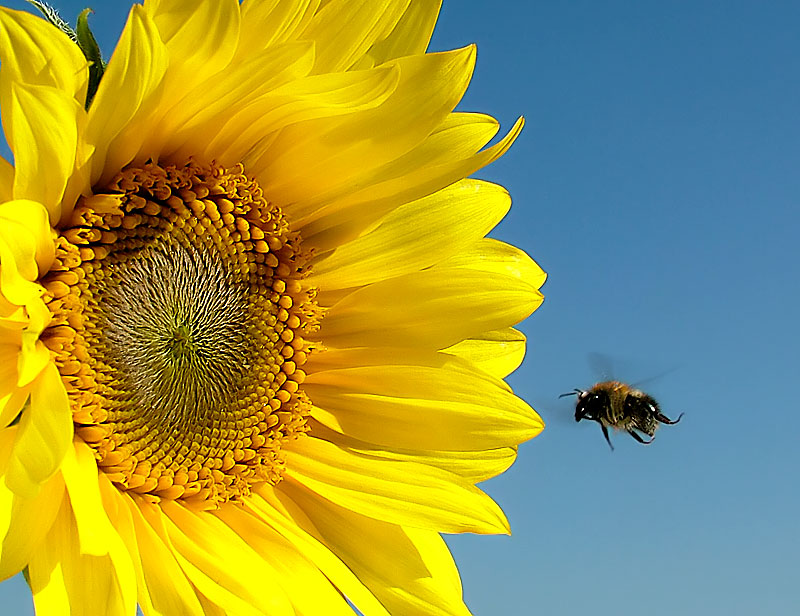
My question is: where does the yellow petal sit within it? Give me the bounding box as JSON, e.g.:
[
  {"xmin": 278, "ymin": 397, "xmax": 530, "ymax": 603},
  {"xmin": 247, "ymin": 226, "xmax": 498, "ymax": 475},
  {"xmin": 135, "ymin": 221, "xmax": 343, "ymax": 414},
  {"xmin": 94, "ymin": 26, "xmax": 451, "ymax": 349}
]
[
  {"xmin": 160, "ymin": 501, "xmax": 295, "ymax": 616},
  {"xmin": 168, "ymin": 555, "xmax": 266, "ymax": 616},
  {"xmin": 9, "ymin": 83, "xmax": 81, "ymax": 219},
  {"xmin": 28, "ymin": 498, "xmax": 132, "ymax": 616},
  {"xmin": 381, "ymin": 528, "xmax": 472, "ymax": 616},
  {"xmin": 195, "ymin": 593, "xmax": 228, "ymax": 616},
  {"xmin": 285, "ymin": 436, "xmax": 510, "ymax": 534},
  {"xmin": 255, "ymin": 46, "xmax": 476, "ymax": 207},
  {"xmin": 307, "ymin": 179, "xmax": 511, "ymax": 289},
  {"xmin": 5, "ymin": 362, "xmax": 72, "ymax": 497},
  {"xmin": 86, "ymin": 5, "xmax": 168, "ymax": 187},
  {"xmin": 17, "ymin": 298, "xmax": 52, "ymax": 387},
  {"xmin": 443, "ymin": 327, "xmax": 528, "ymax": 379},
  {"xmin": 0, "ymin": 10, "xmax": 96, "ymax": 224},
  {"xmin": 0, "ymin": 199, "xmax": 52, "ymax": 306},
  {"xmin": 308, "ymin": 420, "xmax": 518, "ymax": 483},
  {"xmin": 216, "ymin": 503, "xmax": 355, "ymax": 616},
  {"xmin": 0, "ymin": 427, "xmax": 65, "ymax": 581},
  {"xmin": 0, "ymin": 155, "xmax": 13, "ymax": 202},
  {"xmin": 0, "ymin": 340, "xmax": 18, "ymax": 376},
  {"xmin": 146, "ymin": 0, "xmax": 239, "ymax": 84},
  {"xmin": 301, "ymin": 0, "xmax": 409, "ymax": 73},
  {"xmin": 316, "ymin": 264, "xmax": 542, "ymax": 350},
  {"xmin": 436, "ymin": 237, "xmax": 548, "ymax": 289},
  {"xmin": 62, "ymin": 443, "xmax": 124, "ymax": 558},
  {"xmin": 0, "ymin": 7, "xmax": 88, "ymax": 104},
  {"xmin": 140, "ymin": 0, "xmax": 240, "ymax": 158},
  {"xmin": 96, "ymin": 480, "xmax": 156, "ymax": 615},
  {"xmin": 305, "ymin": 350, "xmax": 541, "ymax": 450},
  {"xmin": 0, "ymin": 343, "xmax": 23, "ymax": 427},
  {"xmin": 279, "ymin": 480, "xmax": 473, "ymax": 616},
  {"xmin": 0, "ymin": 198, "xmax": 51, "ymax": 271},
  {"xmin": 296, "ymin": 115, "xmax": 523, "ymax": 250},
  {"xmin": 202, "ymin": 64, "xmax": 400, "ymax": 169},
  {"xmin": 0, "ymin": 330, "xmax": 32, "ymax": 428},
  {"xmin": 360, "ymin": 0, "xmax": 441, "ymax": 66},
  {"xmin": 248, "ymin": 486, "xmax": 391, "ymax": 616},
  {"xmin": 337, "ymin": 110, "xmax": 500, "ymax": 199},
  {"xmin": 0, "ymin": 394, "xmax": 27, "ymax": 432},
  {"xmin": 238, "ymin": 0, "xmax": 320, "ymax": 55},
  {"xmin": 158, "ymin": 40, "xmax": 315, "ymax": 160},
  {"xmin": 61, "ymin": 444, "xmax": 137, "ymax": 613},
  {"xmin": 0, "ymin": 296, "xmax": 26, "ymax": 327},
  {"xmin": 125, "ymin": 498, "xmax": 205, "ymax": 616}
]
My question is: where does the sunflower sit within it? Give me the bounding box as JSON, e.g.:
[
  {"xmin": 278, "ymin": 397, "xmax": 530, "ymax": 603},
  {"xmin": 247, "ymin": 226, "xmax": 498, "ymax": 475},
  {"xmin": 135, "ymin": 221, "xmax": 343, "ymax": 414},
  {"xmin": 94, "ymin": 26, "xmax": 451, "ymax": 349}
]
[{"xmin": 0, "ymin": 1, "xmax": 545, "ymax": 614}]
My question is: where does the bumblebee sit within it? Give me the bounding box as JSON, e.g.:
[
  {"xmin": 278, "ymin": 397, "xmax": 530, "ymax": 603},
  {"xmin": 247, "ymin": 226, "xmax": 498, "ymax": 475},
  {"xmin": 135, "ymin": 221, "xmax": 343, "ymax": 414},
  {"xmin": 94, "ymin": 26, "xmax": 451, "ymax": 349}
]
[{"xmin": 560, "ymin": 381, "xmax": 683, "ymax": 450}]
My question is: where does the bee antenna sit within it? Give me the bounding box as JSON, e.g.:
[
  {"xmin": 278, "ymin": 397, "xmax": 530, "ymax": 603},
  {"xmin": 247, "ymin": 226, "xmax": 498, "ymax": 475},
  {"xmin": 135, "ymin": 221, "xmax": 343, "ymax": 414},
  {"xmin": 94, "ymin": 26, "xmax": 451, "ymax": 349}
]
[
  {"xmin": 656, "ymin": 412, "xmax": 684, "ymax": 425},
  {"xmin": 558, "ymin": 389, "xmax": 583, "ymax": 399}
]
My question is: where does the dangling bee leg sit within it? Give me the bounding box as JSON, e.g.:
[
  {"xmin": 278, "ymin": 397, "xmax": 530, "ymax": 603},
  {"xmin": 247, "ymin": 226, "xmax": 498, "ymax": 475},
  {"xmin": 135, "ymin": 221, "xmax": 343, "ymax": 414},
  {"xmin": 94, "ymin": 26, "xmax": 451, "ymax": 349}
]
[
  {"xmin": 627, "ymin": 430, "xmax": 654, "ymax": 445},
  {"xmin": 600, "ymin": 424, "xmax": 614, "ymax": 451},
  {"xmin": 655, "ymin": 412, "xmax": 684, "ymax": 425}
]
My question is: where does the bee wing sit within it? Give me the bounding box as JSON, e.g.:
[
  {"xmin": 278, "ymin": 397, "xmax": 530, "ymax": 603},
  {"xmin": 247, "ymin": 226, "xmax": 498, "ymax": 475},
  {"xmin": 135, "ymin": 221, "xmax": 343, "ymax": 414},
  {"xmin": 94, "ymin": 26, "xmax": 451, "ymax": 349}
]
[
  {"xmin": 588, "ymin": 352, "xmax": 680, "ymax": 389},
  {"xmin": 587, "ymin": 352, "xmax": 615, "ymax": 381},
  {"xmin": 630, "ymin": 366, "xmax": 679, "ymax": 389}
]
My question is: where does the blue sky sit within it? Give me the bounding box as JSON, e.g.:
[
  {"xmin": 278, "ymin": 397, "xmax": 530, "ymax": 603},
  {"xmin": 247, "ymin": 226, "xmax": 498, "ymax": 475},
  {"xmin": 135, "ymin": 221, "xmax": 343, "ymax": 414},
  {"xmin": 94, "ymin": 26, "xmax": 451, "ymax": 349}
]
[{"xmin": 1, "ymin": 1, "xmax": 798, "ymax": 615}]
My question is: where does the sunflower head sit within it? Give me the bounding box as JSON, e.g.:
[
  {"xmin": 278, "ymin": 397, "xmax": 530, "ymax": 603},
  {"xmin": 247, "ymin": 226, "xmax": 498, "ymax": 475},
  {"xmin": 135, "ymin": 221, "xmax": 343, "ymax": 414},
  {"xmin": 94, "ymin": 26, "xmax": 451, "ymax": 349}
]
[
  {"xmin": 0, "ymin": 1, "xmax": 545, "ymax": 614},
  {"xmin": 43, "ymin": 159, "xmax": 318, "ymax": 507}
]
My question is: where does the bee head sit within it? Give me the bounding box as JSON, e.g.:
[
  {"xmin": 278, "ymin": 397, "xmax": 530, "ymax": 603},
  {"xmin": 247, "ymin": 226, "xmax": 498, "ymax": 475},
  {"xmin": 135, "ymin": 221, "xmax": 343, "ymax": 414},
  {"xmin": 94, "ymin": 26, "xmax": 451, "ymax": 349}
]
[
  {"xmin": 559, "ymin": 389, "xmax": 588, "ymax": 420},
  {"xmin": 573, "ymin": 389, "xmax": 609, "ymax": 423}
]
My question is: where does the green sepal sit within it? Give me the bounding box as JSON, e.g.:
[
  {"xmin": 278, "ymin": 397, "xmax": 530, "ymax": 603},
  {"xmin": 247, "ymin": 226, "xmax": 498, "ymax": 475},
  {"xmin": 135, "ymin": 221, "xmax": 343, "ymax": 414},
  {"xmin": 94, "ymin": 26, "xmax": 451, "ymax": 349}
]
[
  {"xmin": 25, "ymin": 0, "xmax": 76, "ymax": 40},
  {"xmin": 26, "ymin": 2, "xmax": 105, "ymax": 110},
  {"xmin": 76, "ymin": 8, "xmax": 105, "ymax": 109}
]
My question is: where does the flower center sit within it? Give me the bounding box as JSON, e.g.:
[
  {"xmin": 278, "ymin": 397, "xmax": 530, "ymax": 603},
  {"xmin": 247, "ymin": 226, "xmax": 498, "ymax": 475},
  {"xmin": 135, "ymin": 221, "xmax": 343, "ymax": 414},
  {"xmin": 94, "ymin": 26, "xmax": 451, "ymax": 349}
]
[
  {"xmin": 42, "ymin": 161, "xmax": 318, "ymax": 508},
  {"xmin": 100, "ymin": 242, "xmax": 250, "ymax": 424}
]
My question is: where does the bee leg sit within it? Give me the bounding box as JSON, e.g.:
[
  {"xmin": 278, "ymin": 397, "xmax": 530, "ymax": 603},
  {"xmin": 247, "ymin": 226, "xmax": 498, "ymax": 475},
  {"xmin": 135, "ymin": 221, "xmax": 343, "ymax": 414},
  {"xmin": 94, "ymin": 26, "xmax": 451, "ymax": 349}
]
[
  {"xmin": 656, "ymin": 412, "xmax": 684, "ymax": 425},
  {"xmin": 600, "ymin": 424, "xmax": 614, "ymax": 451},
  {"xmin": 627, "ymin": 429, "xmax": 654, "ymax": 445}
]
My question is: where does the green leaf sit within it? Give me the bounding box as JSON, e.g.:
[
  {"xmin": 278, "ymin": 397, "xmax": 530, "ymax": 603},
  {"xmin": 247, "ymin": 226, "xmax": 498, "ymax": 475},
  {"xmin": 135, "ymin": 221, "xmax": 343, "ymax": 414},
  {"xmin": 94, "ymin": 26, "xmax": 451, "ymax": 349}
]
[{"xmin": 76, "ymin": 8, "xmax": 105, "ymax": 109}]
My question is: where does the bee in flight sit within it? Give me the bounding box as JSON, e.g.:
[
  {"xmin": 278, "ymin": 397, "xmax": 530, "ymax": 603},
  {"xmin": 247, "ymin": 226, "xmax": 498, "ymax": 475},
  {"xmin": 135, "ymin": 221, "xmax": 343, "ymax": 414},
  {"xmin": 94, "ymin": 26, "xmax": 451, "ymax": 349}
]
[{"xmin": 560, "ymin": 381, "xmax": 683, "ymax": 450}]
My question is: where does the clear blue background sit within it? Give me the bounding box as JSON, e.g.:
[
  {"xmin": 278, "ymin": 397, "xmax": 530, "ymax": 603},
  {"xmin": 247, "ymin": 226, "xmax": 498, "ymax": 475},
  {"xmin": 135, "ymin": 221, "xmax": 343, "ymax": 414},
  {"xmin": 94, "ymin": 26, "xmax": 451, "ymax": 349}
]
[{"xmin": 1, "ymin": 1, "xmax": 798, "ymax": 615}]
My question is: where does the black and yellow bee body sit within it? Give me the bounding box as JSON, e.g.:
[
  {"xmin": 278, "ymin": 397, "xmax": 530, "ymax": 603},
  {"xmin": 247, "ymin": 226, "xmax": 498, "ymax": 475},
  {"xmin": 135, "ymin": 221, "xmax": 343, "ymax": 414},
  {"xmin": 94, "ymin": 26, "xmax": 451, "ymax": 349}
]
[{"xmin": 561, "ymin": 381, "xmax": 683, "ymax": 450}]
